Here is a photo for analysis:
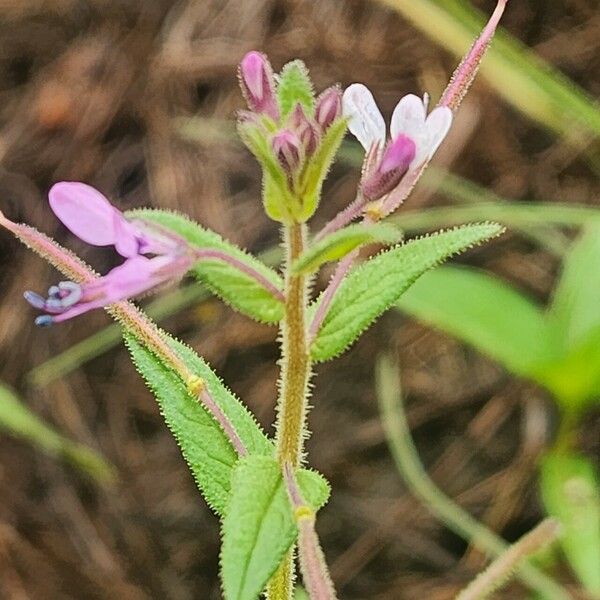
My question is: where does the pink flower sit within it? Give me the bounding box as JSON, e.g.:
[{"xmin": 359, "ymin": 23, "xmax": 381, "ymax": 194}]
[
  {"xmin": 48, "ymin": 182, "xmax": 178, "ymax": 257},
  {"xmin": 342, "ymin": 85, "xmax": 452, "ymax": 200},
  {"xmin": 26, "ymin": 254, "xmax": 194, "ymax": 326},
  {"xmin": 25, "ymin": 182, "xmax": 194, "ymax": 325}
]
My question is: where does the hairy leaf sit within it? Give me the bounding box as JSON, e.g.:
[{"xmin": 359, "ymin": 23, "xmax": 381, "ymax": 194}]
[
  {"xmin": 311, "ymin": 224, "xmax": 504, "ymax": 362},
  {"xmin": 238, "ymin": 119, "xmax": 298, "ymax": 223},
  {"xmin": 130, "ymin": 209, "xmax": 284, "ymax": 322},
  {"xmin": 276, "ymin": 60, "xmax": 315, "ymax": 117},
  {"xmin": 220, "ymin": 456, "xmax": 330, "ymax": 600},
  {"xmin": 293, "ymin": 223, "xmax": 402, "ymax": 275},
  {"xmin": 396, "ymin": 265, "xmax": 556, "ymax": 380},
  {"xmin": 125, "ymin": 332, "xmax": 272, "ymax": 515},
  {"xmin": 550, "ymin": 225, "xmax": 600, "ymax": 350},
  {"xmin": 540, "ymin": 453, "xmax": 600, "ymax": 595},
  {"xmin": 0, "ymin": 382, "xmax": 115, "ymax": 482},
  {"xmin": 298, "ymin": 117, "xmax": 347, "ymax": 222}
]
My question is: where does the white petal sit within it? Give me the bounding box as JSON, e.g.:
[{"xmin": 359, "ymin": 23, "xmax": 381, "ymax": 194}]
[
  {"xmin": 342, "ymin": 83, "xmax": 386, "ymax": 151},
  {"xmin": 424, "ymin": 106, "xmax": 453, "ymax": 159},
  {"xmin": 390, "ymin": 94, "xmax": 426, "ymax": 140}
]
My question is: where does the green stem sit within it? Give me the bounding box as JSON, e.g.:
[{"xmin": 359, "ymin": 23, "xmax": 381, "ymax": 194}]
[
  {"xmin": 376, "ymin": 353, "xmax": 571, "ymax": 600},
  {"xmin": 275, "ymin": 223, "xmax": 311, "ymax": 467},
  {"xmin": 268, "ymin": 223, "xmax": 311, "ymax": 600}
]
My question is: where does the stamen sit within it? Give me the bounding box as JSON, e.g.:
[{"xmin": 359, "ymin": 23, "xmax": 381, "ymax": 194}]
[
  {"xmin": 24, "ymin": 291, "xmax": 47, "ymax": 310},
  {"xmin": 34, "ymin": 315, "xmax": 54, "ymax": 327},
  {"xmin": 57, "ymin": 281, "xmax": 82, "ymax": 307}
]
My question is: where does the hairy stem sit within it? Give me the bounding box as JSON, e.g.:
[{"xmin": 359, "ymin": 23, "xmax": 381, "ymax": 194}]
[
  {"xmin": 268, "ymin": 223, "xmax": 311, "ymax": 600},
  {"xmin": 284, "ymin": 463, "xmax": 337, "ymax": 600},
  {"xmin": 456, "ymin": 519, "xmax": 561, "ymax": 600},
  {"xmin": 276, "ymin": 223, "xmax": 311, "ymax": 467}
]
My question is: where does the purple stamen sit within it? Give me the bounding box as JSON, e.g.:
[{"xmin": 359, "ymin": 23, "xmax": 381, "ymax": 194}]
[
  {"xmin": 35, "ymin": 315, "xmax": 54, "ymax": 327},
  {"xmin": 24, "ymin": 291, "xmax": 47, "ymax": 310},
  {"xmin": 57, "ymin": 281, "xmax": 82, "ymax": 307}
]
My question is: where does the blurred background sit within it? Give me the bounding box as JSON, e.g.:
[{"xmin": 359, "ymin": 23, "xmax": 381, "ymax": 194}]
[{"xmin": 0, "ymin": 0, "xmax": 599, "ymax": 598}]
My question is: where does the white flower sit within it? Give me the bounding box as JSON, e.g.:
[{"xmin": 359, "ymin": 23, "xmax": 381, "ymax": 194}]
[{"xmin": 342, "ymin": 83, "xmax": 453, "ymax": 169}]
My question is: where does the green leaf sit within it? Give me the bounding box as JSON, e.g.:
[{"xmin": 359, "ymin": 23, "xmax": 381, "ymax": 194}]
[
  {"xmin": 297, "ymin": 117, "xmax": 347, "ymax": 222},
  {"xmin": 310, "ymin": 223, "xmax": 503, "ymax": 362},
  {"xmin": 540, "ymin": 452, "xmax": 600, "ymax": 595},
  {"xmin": 276, "ymin": 60, "xmax": 314, "ymax": 118},
  {"xmin": 125, "ymin": 332, "xmax": 273, "ymax": 515},
  {"xmin": 0, "ymin": 382, "xmax": 115, "ymax": 482},
  {"xmin": 396, "ymin": 265, "xmax": 556, "ymax": 381},
  {"xmin": 237, "ymin": 119, "xmax": 302, "ymax": 223},
  {"xmin": 550, "ymin": 226, "xmax": 600, "ymax": 350},
  {"xmin": 130, "ymin": 209, "xmax": 284, "ymax": 323},
  {"xmin": 293, "ymin": 223, "xmax": 402, "ymax": 274},
  {"xmin": 220, "ymin": 455, "xmax": 330, "ymax": 600}
]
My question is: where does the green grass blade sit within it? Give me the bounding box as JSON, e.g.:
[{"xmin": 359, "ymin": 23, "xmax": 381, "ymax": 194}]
[
  {"xmin": 375, "ymin": 0, "xmax": 600, "ymax": 140},
  {"xmin": 0, "ymin": 382, "xmax": 115, "ymax": 483},
  {"xmin": 375, "ymin": 353, "xmax": 570, "ymax": 600}
]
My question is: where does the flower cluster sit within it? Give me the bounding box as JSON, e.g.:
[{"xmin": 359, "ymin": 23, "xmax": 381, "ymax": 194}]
[
  {"xmin": 239, "ymin": 51, "xmax": 342, "ymax": 174},
  {"xmin": 24, "ymin": 182, "xmax": 196, "ymax": 325},
  {"xmin": 237, "ymin": 52, "xmax": 346, "ymax": 223}
]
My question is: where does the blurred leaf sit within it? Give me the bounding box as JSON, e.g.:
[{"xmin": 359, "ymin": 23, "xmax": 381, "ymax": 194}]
[
  {"xmin": 293, "ymin": 223, "xmax": 402, "ymax": 274},
  {"xmin": 276, "ymin": 60, "xmax": 315, "ymax": 117},
  {"xmin": 220, "ymin": 455, "xmax": 330, "ymax": 600},
  {"xmin": 396, "ymin": 265, "xmax": 556, "ymax": 380},
  {"xmin": 550, "ymin": 226, "xmax": 600, "ymax": 349},
  {"xmin": 540, "ymin": 452, "xmax": 600, "ymax": 596},
  {"xmin": 125, "ymin": 332, "xmax": 272, "ymax": 515},
  {"xmin": 131, "ymin": 209, "xmax": 284, "ymax": 323},
  {"xmin": 376, "ymin": 0, "xmax": 600, "ymax": 140},
  {"xmin": 0, "ymin": 382, "xmax": 115, "ymax": 483},
  {"xmin": 310, "ymin": 223, "xmax": 503, "ymax": 362}
]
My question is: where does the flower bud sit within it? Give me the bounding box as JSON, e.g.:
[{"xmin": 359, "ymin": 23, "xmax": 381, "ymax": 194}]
[
  {"xmin": 238, "ymin": 51, "xmax": 279, "ymax": 121},
  {"xmin": 315, "ymin": 85, "xmax": 342, "ymax": 130},
  {"xmin": 361, "ymin": 134, "xmax": 416, "ymax": 201},
  {"xmin": 289, "ymin": 103, "xmax": 320, "ymax": 157},
  {"xmin": 272, "ymin": 129, "xmax": 302, "ymax": 175}
]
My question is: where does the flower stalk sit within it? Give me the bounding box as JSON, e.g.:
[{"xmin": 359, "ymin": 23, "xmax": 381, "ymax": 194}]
[
  {"xmin": 283, "ymin": 462, "xmax": 337, "ymax": 600},
  {"xmin": 0, "ymin": 210, "xmax": 248, "ymax": 457}
]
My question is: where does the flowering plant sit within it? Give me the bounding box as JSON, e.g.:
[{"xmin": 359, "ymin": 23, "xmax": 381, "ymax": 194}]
[{"xmin": 0, "ymin": 2, "xmax": 513, "ymax": 598}]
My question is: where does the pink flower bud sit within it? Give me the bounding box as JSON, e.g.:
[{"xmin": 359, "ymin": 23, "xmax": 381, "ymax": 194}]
[
  {"xmin": 272, "ymin": 129, "xmax": 302, "ymax": 174},
  {"xmin": 361, "ymin": 134, "xmax": 416, "ymax": 201},
  {"xmin": 238, "ymin": 51, "xmax": 279, "ymax": 121},
  {"xmin": 315, "ymin": 85, "xmax": 342, "ymax": 130},
  {"xmin": 289, "ymin": 103, "xmax": 320, "ymax": 157}
]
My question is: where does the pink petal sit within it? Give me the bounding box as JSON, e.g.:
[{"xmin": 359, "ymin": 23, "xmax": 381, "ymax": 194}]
[
  {"xmin": 113, "ymin": 211, "xmax": 142, "ymax": 258},
  {"xmin": 424, "ymin": 106, "xmax": 453, "ymax": 158},
  {"xmin": 390, "ymin": 94, "xmax": 426, "ymax": 141},
  {"xmin": 49, "ymin": 182, "xmax": 140, "ymax": 257},
  {"xmin": 52, "ymin": 255, "xmax": 183, "ymax": 323},
  {"xmin": 49, "ymin": 182, "xmax": 118, "ymax": 246},
  {"xmin": 342, "ymin": 83, "xmax": 386, "ymax": 151}
]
